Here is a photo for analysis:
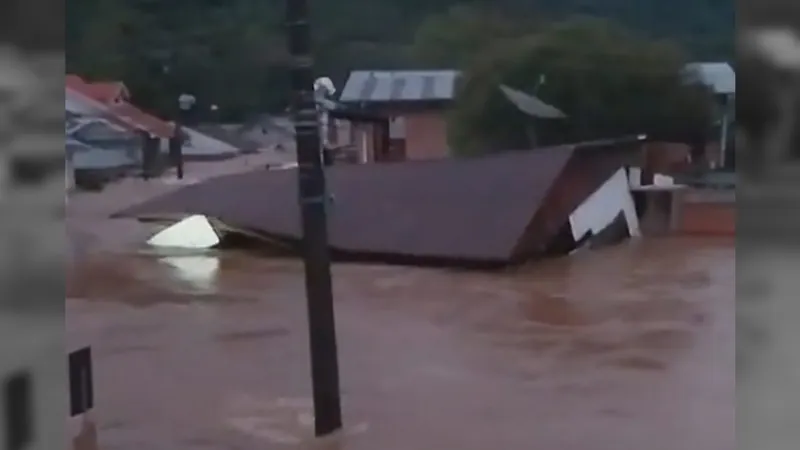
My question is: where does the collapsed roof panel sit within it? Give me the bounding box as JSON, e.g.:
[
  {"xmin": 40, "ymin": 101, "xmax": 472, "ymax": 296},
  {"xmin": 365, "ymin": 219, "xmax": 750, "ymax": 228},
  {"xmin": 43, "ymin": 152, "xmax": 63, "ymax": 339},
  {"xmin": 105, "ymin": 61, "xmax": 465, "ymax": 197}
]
[{"xmin": 114, "ymin": 137, "xmax": 644, "ymax": 265}]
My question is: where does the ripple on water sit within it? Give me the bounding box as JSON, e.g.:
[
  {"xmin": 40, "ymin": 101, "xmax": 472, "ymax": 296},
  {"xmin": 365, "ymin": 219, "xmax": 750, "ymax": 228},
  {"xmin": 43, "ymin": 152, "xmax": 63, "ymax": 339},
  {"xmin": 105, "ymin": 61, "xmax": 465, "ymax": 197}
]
[{"xmin": 66, "ymin": 238, "xmax": 733, "ymax": 450}]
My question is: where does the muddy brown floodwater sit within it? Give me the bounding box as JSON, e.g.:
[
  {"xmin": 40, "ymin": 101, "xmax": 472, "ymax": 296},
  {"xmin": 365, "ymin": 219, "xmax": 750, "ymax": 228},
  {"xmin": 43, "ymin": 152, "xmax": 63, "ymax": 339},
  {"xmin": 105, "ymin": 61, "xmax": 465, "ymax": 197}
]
[{"xmin": 66, "ymin": 237, "xmax": 733, "ymax": 450}]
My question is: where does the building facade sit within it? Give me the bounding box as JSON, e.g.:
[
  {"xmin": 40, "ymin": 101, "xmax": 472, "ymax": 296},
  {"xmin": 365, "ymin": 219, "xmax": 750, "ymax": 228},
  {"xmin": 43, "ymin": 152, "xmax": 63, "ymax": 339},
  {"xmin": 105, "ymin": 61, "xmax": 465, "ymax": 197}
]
[{"xmin": 338, "ymin": 70, "xmax": 459, "ymax": 162}]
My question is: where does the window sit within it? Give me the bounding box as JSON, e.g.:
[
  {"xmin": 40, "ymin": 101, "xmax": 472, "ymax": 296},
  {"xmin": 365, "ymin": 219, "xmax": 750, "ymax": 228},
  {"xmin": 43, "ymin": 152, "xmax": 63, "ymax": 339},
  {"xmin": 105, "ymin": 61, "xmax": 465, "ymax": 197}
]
[{"xmin": 389, "ymin": 116, "xmax": 406, "ymax": 139}]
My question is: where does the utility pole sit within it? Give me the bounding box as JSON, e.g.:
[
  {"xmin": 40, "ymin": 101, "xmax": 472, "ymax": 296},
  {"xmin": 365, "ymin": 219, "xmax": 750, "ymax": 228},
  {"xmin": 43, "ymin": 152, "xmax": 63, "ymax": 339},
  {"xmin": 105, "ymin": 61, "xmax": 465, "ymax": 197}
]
[
  {"xmin": 285, "ymin": 0, "xmax": 343, "ymax": 437},
  {"xmin": 172, "ymin": 93, "xmax": 195, "ymax": 180},
  {"xmin": 168, "ymin": 123, "xmax": 184, "ymax": 180}
]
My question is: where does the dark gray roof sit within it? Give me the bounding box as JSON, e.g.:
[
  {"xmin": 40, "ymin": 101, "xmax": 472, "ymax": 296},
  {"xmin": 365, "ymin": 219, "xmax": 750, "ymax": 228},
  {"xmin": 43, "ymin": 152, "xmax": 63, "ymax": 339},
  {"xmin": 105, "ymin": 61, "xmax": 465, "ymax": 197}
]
[
  {"xmin": 114, "ymin": 137, "xmax": 643, "ymax": 265},
  {"xmin": 339, "ymin": 70, "xmax": 460, "ymax": 103},
  {"xmin": 500, "ymin": 85, "xmax": 567, "ymax": 119}
]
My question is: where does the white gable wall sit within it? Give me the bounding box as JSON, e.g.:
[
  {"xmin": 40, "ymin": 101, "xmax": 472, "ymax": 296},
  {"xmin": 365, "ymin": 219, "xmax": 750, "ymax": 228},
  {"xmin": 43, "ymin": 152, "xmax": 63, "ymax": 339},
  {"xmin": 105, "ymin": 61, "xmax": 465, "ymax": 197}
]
[{"xmin": 569, "ymin": 168, "xmax": 641, "ymax": 241}]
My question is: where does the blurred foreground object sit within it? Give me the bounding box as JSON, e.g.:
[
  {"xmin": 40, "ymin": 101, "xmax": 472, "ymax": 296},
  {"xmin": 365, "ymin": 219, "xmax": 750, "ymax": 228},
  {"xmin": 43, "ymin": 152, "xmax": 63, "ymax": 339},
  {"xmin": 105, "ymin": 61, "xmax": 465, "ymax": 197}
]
[
  {"xmin": 70, "ymin": 417, "xmax": 98, "ymax": 450},
  {"xmin": 0, "ymin": 0, "xmax": 64, "ymax": 53},
  {"xmin": 0, "ymin": 316, "xmax": 64, "ymax": 450},
  {"xmin": 738, "ymin": 23, "xmax": 800, "ymax": 180}
]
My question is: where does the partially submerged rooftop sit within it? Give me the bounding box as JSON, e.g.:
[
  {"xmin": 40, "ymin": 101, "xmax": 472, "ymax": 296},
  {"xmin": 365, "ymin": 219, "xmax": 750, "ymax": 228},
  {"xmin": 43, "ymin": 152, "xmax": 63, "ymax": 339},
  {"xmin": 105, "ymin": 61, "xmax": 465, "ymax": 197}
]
[{"xmin": 114, "ymin": 137, "xmax": 645, "ymax": 266}]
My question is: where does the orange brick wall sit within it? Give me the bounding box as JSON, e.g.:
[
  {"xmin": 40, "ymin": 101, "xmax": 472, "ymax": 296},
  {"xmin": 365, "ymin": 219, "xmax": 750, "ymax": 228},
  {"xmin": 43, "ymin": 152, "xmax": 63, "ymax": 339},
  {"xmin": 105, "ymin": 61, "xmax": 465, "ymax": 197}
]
[
  {"xmin": 404, "ymin": 111, "xmax": 450, "ymax": 160},
  {"xmin": 349, "ymin": 110, "xmax": 450, "ymax": 162},
  {"xmin": 677, "ymin": 201, "xmax": 736, "ymax": 235}
]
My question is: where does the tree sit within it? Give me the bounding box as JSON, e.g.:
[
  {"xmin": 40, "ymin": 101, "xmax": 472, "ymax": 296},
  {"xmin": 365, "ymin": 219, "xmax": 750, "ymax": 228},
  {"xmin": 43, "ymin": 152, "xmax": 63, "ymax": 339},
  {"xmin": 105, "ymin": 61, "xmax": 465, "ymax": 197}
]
[
  {"xmin": 66, "ymin": 0, "xmax": 731, "ymax": 120},
  {"xmin": 410, "ymin": 4, "xmax": 532, "ymax": 68},
  {"xmin": 447, "ymin": 18, "xmax": 715, "ymax": 155}
]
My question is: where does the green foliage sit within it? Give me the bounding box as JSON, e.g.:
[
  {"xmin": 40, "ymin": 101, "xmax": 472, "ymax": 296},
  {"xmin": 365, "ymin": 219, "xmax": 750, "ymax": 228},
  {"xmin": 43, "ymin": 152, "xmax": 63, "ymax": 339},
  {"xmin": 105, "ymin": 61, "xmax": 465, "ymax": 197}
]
[
  {"xmin": 448, "ymin": 18, "xmax": 716, "ymax": 155},
  {"xmin": 66, "ymin": 0, "xmax": 732, "ymax": 121},
  {"xmin": 411, "ymin": 4, "xmax": 535, "ymax": 69},
  {"xmin": 68, "ymin": 0, "xmax": 290, "ymax": 121}
]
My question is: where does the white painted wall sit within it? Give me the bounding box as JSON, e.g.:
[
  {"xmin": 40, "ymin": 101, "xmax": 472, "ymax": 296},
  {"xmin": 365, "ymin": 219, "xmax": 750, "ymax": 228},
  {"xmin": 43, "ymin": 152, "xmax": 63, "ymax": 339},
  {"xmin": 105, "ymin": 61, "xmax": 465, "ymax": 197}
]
[
  {"xmin": 569, "ymin": 168, "xmax": 641, "ymax": 240},
  {"xmin": 628, "ymin": 167, "xmax": 675, "ymax": 187}
]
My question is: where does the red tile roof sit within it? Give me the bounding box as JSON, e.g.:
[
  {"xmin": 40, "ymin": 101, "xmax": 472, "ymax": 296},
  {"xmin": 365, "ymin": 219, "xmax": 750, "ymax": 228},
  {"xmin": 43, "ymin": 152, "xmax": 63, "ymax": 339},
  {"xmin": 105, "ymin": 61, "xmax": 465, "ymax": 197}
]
[
  {"xmin": 108, "ymin": 102, "xmax": 175, "ymax": 139},
  {"xmin": 67, "ymin": 74, "xmax": 174, "ymax": 139},
  {"xmin": 90, "ymin": 82, "xmax": 129, "ymax": 103}
]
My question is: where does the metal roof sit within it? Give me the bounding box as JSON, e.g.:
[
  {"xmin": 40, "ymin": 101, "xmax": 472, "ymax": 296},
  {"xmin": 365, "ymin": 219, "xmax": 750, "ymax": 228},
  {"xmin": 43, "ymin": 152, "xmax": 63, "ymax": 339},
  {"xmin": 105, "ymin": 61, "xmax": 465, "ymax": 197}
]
[
  {"xmin": 683, "ymin": 62, "xmax": 735, "ymax": 95},
  {"xmin": 113, "ymin": 137, "xmax": 643, "ymax": 266},
  {"xmin": 339, "ymin": 70, "xmax": 460, "ymax": 103},
  {"xmin": 193, "ymin": 124, "xmax": 261, "ymax": 153},
  {"xmin": 68, "ymin": 119, "xmax": 136, "ymax": 142},
  {"xmin": 500, "ymin": 85, "xmax": 567, "ymax": 119}
]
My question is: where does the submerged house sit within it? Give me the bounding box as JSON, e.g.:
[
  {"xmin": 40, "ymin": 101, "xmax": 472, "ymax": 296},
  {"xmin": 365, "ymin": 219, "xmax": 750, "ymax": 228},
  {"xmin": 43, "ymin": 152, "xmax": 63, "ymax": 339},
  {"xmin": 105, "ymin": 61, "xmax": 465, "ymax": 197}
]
[
  {"xmin": 66, "ymin": 136, "xmax": 139, "ymax": 189},
  {"xmin": 338, "ymin": 70, "xmax": 460, "ymax": 162},
  {"xmin": 66, "ymin": 75, "xmax": 241, "ymax": 161},
  {"xmin": 65, "ymin": 113, "xmax": 143, "ymax": 187},
  {"xmin": 66, "ymin": 75, "xmax": 174, "ymax": 143},
  {"xmin": 115, "ymin": 136, "xmax": 646, "ymax": 267}
]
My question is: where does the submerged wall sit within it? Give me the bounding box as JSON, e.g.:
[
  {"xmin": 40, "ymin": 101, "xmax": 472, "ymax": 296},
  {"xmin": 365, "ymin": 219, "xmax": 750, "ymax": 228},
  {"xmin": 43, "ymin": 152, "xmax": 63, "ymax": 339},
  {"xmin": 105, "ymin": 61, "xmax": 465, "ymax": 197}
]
[
  {"xmin": 678, "ymin": 189, "xmax": 736, "ymax": 235},
  {"xmin": 569, "ymin": 168, "xmax": 641, "ymax": 241}
]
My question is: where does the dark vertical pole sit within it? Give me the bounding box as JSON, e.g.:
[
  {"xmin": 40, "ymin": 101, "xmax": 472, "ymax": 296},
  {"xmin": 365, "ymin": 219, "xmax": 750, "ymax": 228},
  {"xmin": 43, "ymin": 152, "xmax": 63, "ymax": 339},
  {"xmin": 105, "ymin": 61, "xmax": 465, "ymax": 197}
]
[
  {"xmin": 139, "ymin": 130, "xmax": 152, "ymax": 180},
  {"xmin": 177, "ymin": 107, "xmax": 185, "ymax": 179},
  {"xmin": 170, "ymin": 122, "xmax": 184, "ymax": 180},
  {"xmin": 285, "ymin": 0, "xmax": 343, "ymax": 437}
]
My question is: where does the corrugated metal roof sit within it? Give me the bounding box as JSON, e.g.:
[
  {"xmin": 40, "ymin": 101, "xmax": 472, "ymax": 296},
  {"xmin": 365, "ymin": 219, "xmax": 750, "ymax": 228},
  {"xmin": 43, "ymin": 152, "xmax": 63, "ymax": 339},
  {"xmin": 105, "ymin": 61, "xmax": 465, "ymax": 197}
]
[
  {"xmin": 339, "ymin": 70, "xmax": 460, "ymax": 103},
  {"xmin": 500, "ymin": 85, "xmax": 567, "ymax": 119},
  {"xmin": 683, "ymin": 62, "xmax": 735, "ymax": 95}
]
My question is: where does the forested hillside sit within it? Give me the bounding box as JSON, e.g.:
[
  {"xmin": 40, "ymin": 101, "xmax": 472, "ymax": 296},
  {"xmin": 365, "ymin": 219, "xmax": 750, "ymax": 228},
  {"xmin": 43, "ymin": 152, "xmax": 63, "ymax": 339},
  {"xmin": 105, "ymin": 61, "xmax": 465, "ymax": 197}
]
[{"xmin": 66, "ymin": 0, "xmax": 733, "ymax": 120}]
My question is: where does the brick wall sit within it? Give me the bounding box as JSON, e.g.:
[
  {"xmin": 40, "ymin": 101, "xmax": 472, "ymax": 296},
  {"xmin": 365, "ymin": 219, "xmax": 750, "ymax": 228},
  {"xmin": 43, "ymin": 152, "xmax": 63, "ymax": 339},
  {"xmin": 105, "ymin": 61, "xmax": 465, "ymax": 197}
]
[
  {"xmin": 404, "ymin": 112, "xmax": 450, "ymax": 160},
  {"xmin": 677, "ymin": 199, "xmax": 736, "ymax": 235},
  {"xmin": 351, "ymin": 110, "xmax": 451, "ymax": 162}
]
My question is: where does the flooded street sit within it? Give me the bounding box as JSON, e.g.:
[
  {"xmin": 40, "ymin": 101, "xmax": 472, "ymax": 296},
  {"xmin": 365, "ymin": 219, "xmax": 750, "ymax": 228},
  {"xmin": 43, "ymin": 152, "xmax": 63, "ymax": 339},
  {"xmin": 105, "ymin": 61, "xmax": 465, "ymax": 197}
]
[{"xmin": 66, "ymin": 237, "xmax": 733, "ymax": 450}]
